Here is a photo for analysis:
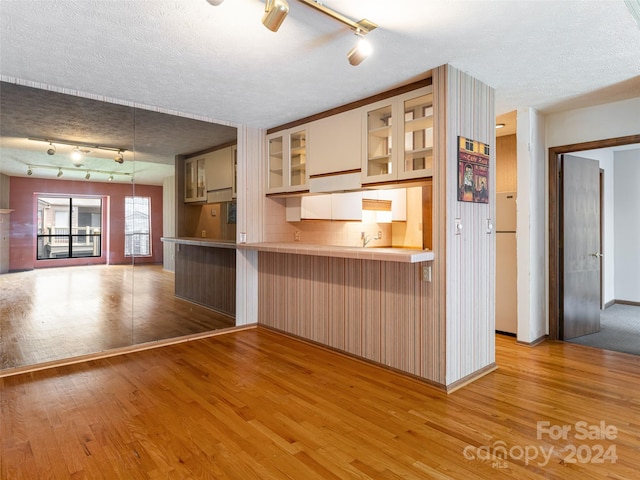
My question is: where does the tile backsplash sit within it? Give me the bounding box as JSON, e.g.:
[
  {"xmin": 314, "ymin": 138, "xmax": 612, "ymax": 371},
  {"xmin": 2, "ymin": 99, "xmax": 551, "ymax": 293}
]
[{"xmin": 263, "ymin": 197, "xmax": 392, "ymax": 247}]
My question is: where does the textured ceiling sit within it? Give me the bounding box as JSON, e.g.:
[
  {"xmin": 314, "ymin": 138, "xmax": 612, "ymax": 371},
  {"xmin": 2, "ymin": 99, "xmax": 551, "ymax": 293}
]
[{"xmin": 1, "ymin": 0, "xmax": 639, "ymax": 184}]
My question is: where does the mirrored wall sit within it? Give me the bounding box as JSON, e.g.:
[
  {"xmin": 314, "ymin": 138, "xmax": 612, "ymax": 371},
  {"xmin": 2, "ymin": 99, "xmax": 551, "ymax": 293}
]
[{"xmin": 0, "ymin": 82, "xmax": 237, "ymax": 371}]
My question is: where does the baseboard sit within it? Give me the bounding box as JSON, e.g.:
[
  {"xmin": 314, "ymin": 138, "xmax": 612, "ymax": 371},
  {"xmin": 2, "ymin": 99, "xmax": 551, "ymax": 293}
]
[
  {"xmin": 614, "ymin": 299, "xmax": 640, "ymax": 307},
  {"xmin": 445, "ymin": 363, "xmax": 498, "ymax": 394},
  {"xmin": 516, "ymin": 334, "xmax": 548, "ymax": 347},
  {"xmin": 604, "ymin": 299, "xmax": 616, "ymax": 309},
  {"xmin": 0, "ymin": 323, "xmax": 258, "ymax": 379}
]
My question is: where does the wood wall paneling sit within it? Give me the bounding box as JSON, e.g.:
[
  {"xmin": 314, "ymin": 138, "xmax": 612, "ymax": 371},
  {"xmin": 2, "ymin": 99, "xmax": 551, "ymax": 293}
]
[
  {"xmin": 496, "ymin": 134, "xmax": 517, "ymax": 192},
  {"xmin": 257, "ymin": 252, "xmax": 440, "ymax": 385}
]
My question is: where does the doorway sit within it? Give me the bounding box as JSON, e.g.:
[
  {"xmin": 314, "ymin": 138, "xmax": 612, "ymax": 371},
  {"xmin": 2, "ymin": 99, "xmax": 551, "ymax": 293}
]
[{"xmin": 548, "ymin": 134, "xmax": 640, "ymax": 342}]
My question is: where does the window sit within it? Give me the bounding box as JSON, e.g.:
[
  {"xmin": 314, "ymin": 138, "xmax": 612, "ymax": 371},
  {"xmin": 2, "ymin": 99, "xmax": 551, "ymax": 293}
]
[
  {"xmin": 125, "ymin": 197, "xmax": 151, "ymax": 257},
  {"xmin": 36, "ymin": 196, "xmax": 102, "ymax": 260}
]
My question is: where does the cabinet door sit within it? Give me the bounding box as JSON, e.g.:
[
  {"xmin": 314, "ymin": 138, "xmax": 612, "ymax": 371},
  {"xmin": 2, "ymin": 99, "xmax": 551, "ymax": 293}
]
[
  {"xmin": 308, "ymin": 109, "xmax": 361, "ymax": 177},
  {"xmin": 289, "ymin": 129, "xmax": 307, "ymax": 190},
  {"xmin": 205, "ymin": 147, "xmax": 233, "ymax": 192},
  {"xmin": 362, "ymin": 100, "xmax": 395, "ymax": 184},
  {"xmin": 331, "ymin": 192, "xmax": 363, "ymax": 221},
  {"xmin": 185, "ymin": 157, "xmax": 206, "ymax": 202},
  {"xmin": 398, "ymin": 87, "xmax": 434, "ymax": 180},
  {"xmin": 267, "ymin": 133, "xmax": 286, "ymax": 193}
]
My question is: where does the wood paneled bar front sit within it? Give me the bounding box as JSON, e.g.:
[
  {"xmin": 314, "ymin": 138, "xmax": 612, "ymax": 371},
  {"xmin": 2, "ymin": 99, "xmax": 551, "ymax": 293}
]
[
  {"xmin": 161, "ymin": 237, "xmax": 236, "ymax": 319},
  {"xmin": 238, "ymin": 243, "xmax": 443, "ymax": 386}
]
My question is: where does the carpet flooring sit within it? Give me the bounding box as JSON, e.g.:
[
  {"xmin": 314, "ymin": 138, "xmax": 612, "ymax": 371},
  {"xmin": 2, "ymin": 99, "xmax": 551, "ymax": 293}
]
[{"xmin": 567, "ymin": 303, "xmax": 640, "ymax": 356}]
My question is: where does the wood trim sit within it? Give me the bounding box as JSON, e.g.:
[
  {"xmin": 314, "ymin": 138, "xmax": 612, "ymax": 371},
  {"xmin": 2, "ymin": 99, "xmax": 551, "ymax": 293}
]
[
  {"xmin": 548, "ymin": 134, "xmax": 640, "ymax": 340},
  {"xmin": 362, "ymin": 177, "xmax": 433, "ymax": 189},
  {"xmin": 614, "ymin": 299, "xmax": 640, "ymax": 307},
  {"xmin": 0, "ymin": 324, "xmax": 258, "ymax": 379},
  {"xmin": 444, "ymin": 363, "xmax": 498, "ymax": 393},
  {"xmin": 265, "ymin": 189, "xmax": 310, "ymax": 198},
  {"xmin": 516, "ymin": 334, "xmax": 548, "ymax": 347},
  {"xmin": 185, "ymin": 140, "xmax": 237, "ymax": 159},
  {"xmin": 309, "ymin": 168, "xmax": 361, "ymax": 179},
  {"xmin": 266, "ymin": 77, "xmax": 433, "ymax": 134}
]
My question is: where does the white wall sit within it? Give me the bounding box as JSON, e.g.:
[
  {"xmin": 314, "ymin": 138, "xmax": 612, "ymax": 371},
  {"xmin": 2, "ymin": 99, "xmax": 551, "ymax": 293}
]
[
  {"xmin": 546, "ymin": 97, "xmax": 640, "ymax": 147},
  {"xmin": 614, "ymin": 148, "xmax": 640, "ymax": 302},
  {"xmin": 575, "ymin": 148, "xmax": 615, "ymax": 305},
  {"xmin": 516, "ymin": 108, "xmax": 547, "ymax": 343}
]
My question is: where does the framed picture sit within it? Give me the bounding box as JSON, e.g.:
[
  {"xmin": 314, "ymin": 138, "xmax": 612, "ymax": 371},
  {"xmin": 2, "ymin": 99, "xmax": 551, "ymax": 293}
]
[
  {"xmin": 457, "ymin": 136, "xmax": 490, "ymax": 204},
  {"xmin": 226, "ymin": 202, "xmax": 237, "ymax": 224}
]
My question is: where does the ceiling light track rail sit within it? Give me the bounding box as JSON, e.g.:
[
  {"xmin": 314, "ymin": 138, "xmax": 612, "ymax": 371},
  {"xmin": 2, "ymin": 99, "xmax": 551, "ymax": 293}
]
[
  {"xmin": 295, "ymin": 0, "xmax": 377, "ymax": 34},
  {"xmin": 28, "ymin": 137, "xmax": 127, "ymax": 154}
]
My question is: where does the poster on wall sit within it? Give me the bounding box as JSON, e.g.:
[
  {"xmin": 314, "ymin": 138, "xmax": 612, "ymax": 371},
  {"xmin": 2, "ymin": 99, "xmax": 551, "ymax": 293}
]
[{"xmin": 457, "ymin": 136, "xmax": 490, "ymax": 203}]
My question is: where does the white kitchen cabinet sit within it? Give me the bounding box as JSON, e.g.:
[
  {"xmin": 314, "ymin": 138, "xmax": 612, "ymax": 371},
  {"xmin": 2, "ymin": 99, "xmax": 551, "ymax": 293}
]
[
  {"xmin": 362, "ymin": 86, "xmax": 433, "ymax": 184},
  {"xmin": 379, "ymin": 188, "xmax": 407, "ymax": 221},
  {"xmin": 285, "ymin": 195, "xmax": 332, "ymax": 222},
  {"xmin": 205, "ymin": 145, "xmax": 234, "ymax": 203},
  {"xmin": 307, "ymin": 109, "xmax": 361, "ymax": 177},
  {"xmin": 330, "ymin": 192, "xmax": 363, "ymax": 221},
  {"xmin": 184, "ymin": 156, "xmax": 206, "ymax": 203},
  {"xmin": 205, "ymin": 146, "xmax": 233, "ymax": 192},
  {"xmin": 266, "ymin": 127, "xmax": 308, "ymax": 194}
]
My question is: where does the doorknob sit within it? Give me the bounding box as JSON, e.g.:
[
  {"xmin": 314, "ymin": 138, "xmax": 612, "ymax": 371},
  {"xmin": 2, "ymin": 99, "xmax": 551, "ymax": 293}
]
[{"xmin": 589, "ymin": 252, "xmax": 603, "ymax": 258}]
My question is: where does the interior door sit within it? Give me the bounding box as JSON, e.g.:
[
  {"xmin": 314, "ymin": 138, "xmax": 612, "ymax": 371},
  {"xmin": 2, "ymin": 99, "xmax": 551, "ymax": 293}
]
[{"xmin": 562, "ymin": 154, "xmax": 601, "ymax": 339}]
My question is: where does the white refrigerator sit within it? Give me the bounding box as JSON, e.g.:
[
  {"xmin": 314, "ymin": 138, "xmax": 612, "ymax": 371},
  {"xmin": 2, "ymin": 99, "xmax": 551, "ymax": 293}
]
[{"xmin": 495, "ymin": 192, "xmax": 517, "ymax": 335}]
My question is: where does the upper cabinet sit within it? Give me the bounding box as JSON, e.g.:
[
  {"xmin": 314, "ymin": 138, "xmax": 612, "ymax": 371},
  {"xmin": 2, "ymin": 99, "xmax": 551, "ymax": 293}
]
[
  {"xmin": 307, "ymin": 109, "xmax": 361, "ymax": 177},
  {"xmin": 205, "ymin": 145, "xmax": 235, "ymax": 203},
  {"xmin": 185, "ymin": 156, "xmax": 206, "ymax": 203},
  {"xmin": 362, "ymin": 86, "xmax": 433, "ymax": 184},
  {"xmin": 266, "ymin": 127, "xmax": 308, "ymax": 194}
]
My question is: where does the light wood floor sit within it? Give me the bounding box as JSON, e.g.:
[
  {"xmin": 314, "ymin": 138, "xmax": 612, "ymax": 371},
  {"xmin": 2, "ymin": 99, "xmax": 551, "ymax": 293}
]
[
  {"xmin": 0, "ymin": 265, "xmax": 234, "ymax": 370},
  {"xmin": 2, "ymin": 328, "xmax": 639, "ymax": 479}
]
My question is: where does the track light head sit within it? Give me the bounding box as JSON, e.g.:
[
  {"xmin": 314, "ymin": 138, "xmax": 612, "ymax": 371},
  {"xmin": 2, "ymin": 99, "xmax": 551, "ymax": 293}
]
[
  {"xmin": 57, "ymin": 168, "xmax": 63, "ymax": 178},
  {"xmin": 27, "ymin": 167, "xmax": 33, "ymax": 176},
  {"xmin": 262, "ymin": 0, "xmax": 289, "ymax": 32},
  {"xmin": 114, "ymin": 151, "xmax": 124, "ymax": 164},
  {"xmin": 108, "ymin": 175, "xmax": 114, "ymax": 182},
  {"xmin": 347, "ymin": 34, "xmax": 373, "ymax": 66},
  {"xmin": 85, "ymin": 172, "xmax": 91, "ymax": 180},
  {"xmin": 47, "ymin": 143, "xmax": 56, "ymax": 155}
]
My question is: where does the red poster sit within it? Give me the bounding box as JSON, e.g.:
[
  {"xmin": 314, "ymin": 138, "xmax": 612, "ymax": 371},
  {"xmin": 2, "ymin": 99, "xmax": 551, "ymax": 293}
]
[{"xmin": 457, "ymin": 136, "xmax": 489, "ymax": 203}]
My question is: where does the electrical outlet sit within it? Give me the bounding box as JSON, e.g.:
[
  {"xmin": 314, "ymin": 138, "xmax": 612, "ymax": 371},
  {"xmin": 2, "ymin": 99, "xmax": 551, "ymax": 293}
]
[
  {"xmin": 294, "ymin": 231, "xmax": 300, "ymax": 242},
  {"xmin": 201, "ymin": 230, "xmax": 207, "ymax": 238},
  {"xmin": 239, "ymin": 232, "xmax": 247, "ymax": 243},
  {"xmin": 377, "ymin": 230, "xmax": 382, "ymax": 240},
  {"xmin": 422, "ymin": 265, "xmax": 431, "ymax": 282}
]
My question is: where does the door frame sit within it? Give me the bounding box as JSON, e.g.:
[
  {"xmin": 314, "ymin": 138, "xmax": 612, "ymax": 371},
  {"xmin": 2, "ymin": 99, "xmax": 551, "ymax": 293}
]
[{"xmin": 548, "ymin": 134, "xmax": 640, "ymax": 340}]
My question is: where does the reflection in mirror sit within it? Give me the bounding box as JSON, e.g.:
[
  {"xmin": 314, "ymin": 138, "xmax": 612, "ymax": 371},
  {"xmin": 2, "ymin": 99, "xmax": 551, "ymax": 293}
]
[{"xmin": 0, "ymin": 82, "xmax": 237, "ymax": 371}]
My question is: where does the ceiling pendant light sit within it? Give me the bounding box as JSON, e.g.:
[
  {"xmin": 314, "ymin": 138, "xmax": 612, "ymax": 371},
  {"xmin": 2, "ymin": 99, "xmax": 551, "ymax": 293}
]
[
  {"xmin": 262, "ymin": 0, "xmax": 289, "ymax": 32},
  {"xmin": 347, "ymin": 33, "xmax": 373, "ymax": 66},
  {"xmin": 205, "ymin": 0, "xmax": 224, "ymax": 5}
]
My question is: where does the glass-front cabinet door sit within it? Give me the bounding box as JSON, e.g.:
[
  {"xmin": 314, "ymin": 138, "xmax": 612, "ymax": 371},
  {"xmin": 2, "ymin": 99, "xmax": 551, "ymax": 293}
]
[
  {"xmin": 267, "ymin": 134, "xmax": 284, "ymax": 192},
  {"xmin": 400, "ymin": 89, "xmax": 433, "ymax": 179},
  {"xmin": 266, "ymin": 127, "xmax": 308, "ymax": 193},
  {"xmin": 289, "ymin": 129, "xmax": 306, "ymax": 189},
  {"xmin": 364, "ymin": 102, "xmax": 394, "ymax": 182},
  {"xmin": 362, "ymin": 86, "xmax": 433, "ymax": 184},
  {"xmin": 185, "ymin": 156, "xmax": 206, "ymax": 202}
]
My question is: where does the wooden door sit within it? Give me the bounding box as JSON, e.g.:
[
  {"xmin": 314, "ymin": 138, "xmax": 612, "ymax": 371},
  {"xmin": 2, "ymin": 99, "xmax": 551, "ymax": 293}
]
[{"xmin": 562, "ymin": 154, "xmax": 601, "ymax": 339}]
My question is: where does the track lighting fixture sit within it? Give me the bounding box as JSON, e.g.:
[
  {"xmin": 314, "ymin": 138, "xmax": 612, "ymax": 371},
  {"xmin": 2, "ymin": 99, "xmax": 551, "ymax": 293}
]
[
  {"xmin": 85, "ymin": 172, "xmax": 91, "ymax": 180},
  {"xmin": 258, "ymin": 0, "xmax": 377, "ymax": 65},
  {"xmin": 262, "ymin": 0, "xmax": 289, "ymax": 32},
  {"xmin": 27, "ymin": 167, "xmax": 33, "ymax": 176},
  {"xmin": 28, "ymin": 138, "xmax": 127, "ymax": 164},
  {"xmin": 57, "ymin": 168, "xmax": 63, "ymax": 178},
  {"xmin": 108, "ymin": 175, "xmax": 114, "ymax": 182},
  {"xmin": 25, "ymin": 164, "xmax": 132, "ymax": 182},
  {"xmin": 347, "ymin": 33, "xmax": 373, "ymax": 66}
]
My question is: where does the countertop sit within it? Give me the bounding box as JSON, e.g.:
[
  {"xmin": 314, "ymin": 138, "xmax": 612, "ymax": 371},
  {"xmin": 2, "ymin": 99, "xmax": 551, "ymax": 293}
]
[
  {"xmin": 161, "ymin": 237, "xmax": 236, "ymax": 249},
  {"xmin": 237, "ymin": 242, "xmax": 434, "ymax": 263}
]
